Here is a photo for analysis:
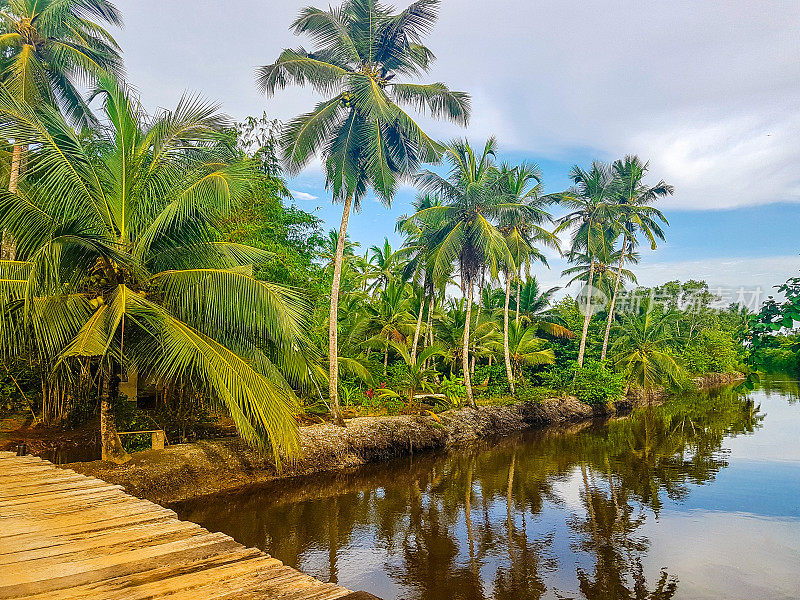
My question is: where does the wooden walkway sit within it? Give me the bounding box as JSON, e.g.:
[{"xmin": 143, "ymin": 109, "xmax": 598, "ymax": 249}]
[{"xmin": 0, "ymin": 451, "xmax": 366, "ymax": 600}]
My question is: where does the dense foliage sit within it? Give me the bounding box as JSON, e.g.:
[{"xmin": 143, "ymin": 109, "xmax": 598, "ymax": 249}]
[{"xmin": 0, "ymin": 0, "xmax": 786, "ymax": 462}]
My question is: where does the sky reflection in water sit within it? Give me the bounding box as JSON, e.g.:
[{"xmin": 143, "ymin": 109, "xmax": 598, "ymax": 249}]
[{"xmin": 174, "ymin": 377, "xmax": 800, "ymax": 600}]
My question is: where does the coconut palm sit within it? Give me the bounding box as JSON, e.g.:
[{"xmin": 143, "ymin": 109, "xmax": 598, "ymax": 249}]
[
  {"xmin": 496, "ymin": 162, "xmax": 559, "ymax": 395},
  {"xmin": 435, "ymin": 297, "xmax": 496, "ymax": 380},
  {"xmin": 0, "ymin": 78, "xmax": 308, "ymax": 461},
  {"xmin": 397, "ymin": 193, "xmax": 442, "ymax": 360},
  {"xmin": 612, "ymin": 307, "xmax": 685, "ymax": 399},
  {"xmin": 0, "ymin": 0, "xmax": 122, "ymax": 124},
  {"xmin": 319, "ymin": 229, "xmax": 359, "ymax": 270},
  {"xmin": 495, "ymin": 163, "xmax": 557, "ymax": 319},
  {"xmin": 258, "ymin": 0, "xmax": 470, "ymax": 422},
  {"xmin": 555, "ymin": 162, "xmax": 622, "ymax": 367},
  {"xmin": 414, "ymin": 137, "xmax": 530, "ymax": 406},
  {"xmin": 512, "ymin": 277, "xmax": 573, "ymax": 337},
  {"xmin": 497, "ymin": 322, "xmax": 556, "ymax": 382},
  {"xmin": 378, "ymin": 340, "xmax": 444, "ymax": 403},
  {"xmin": 363, "ymin": 280, "xmax": 414, "ymax": 375},
  {"xmin": 600, "ymin": 156, "xmax": 672, "ymax": 361},
  {"xmin": 0, "ymin": 0, "xmax": 124, "ymax": 258},
  {"xmin": 562, "ymin": 247, "xmax": 638, "ymax": 298},
  {"xmin": 368, "ymin": 237, "xmax": 404, "ymax": 292}
]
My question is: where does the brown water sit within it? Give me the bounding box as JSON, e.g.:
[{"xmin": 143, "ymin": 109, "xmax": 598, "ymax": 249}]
[{"xmin": 174, "ymin": 378, "xmax": 800, "ymax": 599}]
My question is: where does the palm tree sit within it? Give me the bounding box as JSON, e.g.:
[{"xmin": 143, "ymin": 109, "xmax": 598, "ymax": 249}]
[
  {"xmin": 562, "ymin": 246, "xmax": 638, "ymax": 302},
  {"xmin": 612, "ymin": 307, "xmax": 685, "ymax": 400},
  {"xmin": 414, "ymin": 137, "xmax": 526, "ymax": 407},
  {"xmin": 258, "ymin": 0, "xmax": 470, "ymax": 422},
  {"xmin": 0, "ymin": 0, "xmax": 124, "ymax": 258},
  {"xmin": 397, "ymin": 193, "xmax": 442, "ymax": 361},
  {"xmin": 319, "ymin": 229, "xmax": 359, "ymax": 271},
  {"xmin": 0, "ymin": 78, "xmax": 308, "ymax": 461},
  {"xmin": 555, "ymin": 162, "xmax": 621, "ymax": 367},
  {"xmin": 435, "ymin": 297, "xmax": 495, "ymax": 380},
  {"xmin": 512, "ymin": 277, "xmax": 574, "ymax": 338},
  {"xmin": 368, "ymin": 237, "xmax": 404, "ymax": 292},
  {"xmin": 378, "ymin": 340, "xmax": 444, "ymax": 403},
  {"xmin": 363, "ymin": 281, "xmax": 414, "ymax": 375},
  {"xmin": 496, "ymin": 162, "xmax": 559, "ymax": 395},
  {"xmin": 600, "ymin": 156, "xmax": 672, "ymax": 361},
  {"xmin": 498, "ymin": 322, "xmax": 555, "ymax": 382}
]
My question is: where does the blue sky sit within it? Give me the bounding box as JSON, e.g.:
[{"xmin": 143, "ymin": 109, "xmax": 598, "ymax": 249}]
[{"xmin": 113, "ymin": 0, "xmax": 800, "ymax": 297}]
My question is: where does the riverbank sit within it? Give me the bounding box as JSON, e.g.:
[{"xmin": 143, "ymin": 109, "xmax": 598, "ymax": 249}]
[{"xmin": 67, "ymin": 372, "xmax": 742, "ymax": 505}]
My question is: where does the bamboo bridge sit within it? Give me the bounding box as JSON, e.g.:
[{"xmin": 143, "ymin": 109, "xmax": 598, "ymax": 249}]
[{"xmin": 0, "ymin": 451, "xmax": 377, "ymax": 600}]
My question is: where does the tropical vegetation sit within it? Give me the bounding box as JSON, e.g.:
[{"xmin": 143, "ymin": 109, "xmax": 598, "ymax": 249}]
[{"xmin": 0, "ymin": 0, "xmax": 772, "ymax": 463}]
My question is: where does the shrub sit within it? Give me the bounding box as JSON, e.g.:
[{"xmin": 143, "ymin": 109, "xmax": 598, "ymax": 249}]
[
  {"xmin": 682, "ymin": 329, "xmax": 740, "ymax": 374},
  {"xmin": 474, "ymin": 363, "xmax": 511, "ymax": 397},
  {"xmin": 517, "ymin": 384, "xmax": 560, "ymax": 403},
  {"xmin": 440, "ymin": 375, "xmax": 465, "ymax": 406},
  {"xmin": 571, "ymin": 360, "xmax": 626, "ymax": 406},
  {"xmin": 537, "ymin": 366, "xmax": 574, "ymax": 391},
  {"xmin": 754, "ymin": 347, "xmax": 800, "ymax": 374}
]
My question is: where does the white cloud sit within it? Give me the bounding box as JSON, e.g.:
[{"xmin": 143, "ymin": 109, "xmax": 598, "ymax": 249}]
[
  {"xmin": 632, "ymin": 255, "xmax": 800, "ymax": 294},
  {"xmin": 114, "ymin": 0, "xmax": 800, "ymax": 211},
  {"xmin": 530, "ymin": 255, "xmax": 800, "ymax": 308},
  {"xmin": 289, "ymin": 190, "xmax": 318, "ymax": 201},
  {"xmin": 428, "ymin": 0, "xmax": 800, "ymax": 210}
]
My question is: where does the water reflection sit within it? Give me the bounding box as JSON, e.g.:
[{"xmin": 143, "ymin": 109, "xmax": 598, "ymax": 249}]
[{"xmin": 175, "ymin": 382, "xmax": 800, "ymax": 600}]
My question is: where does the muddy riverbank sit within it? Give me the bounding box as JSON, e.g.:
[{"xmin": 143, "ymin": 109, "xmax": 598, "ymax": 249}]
[{"xmin": 67, "ymin": 373, "xmax": 742, "ymax": 505}]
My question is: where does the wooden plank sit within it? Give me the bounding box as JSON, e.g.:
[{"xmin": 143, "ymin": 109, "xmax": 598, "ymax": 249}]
[
  {"xmin": 0, "ymin": 477, "xmax": 121, "ymax": 499},
  {"xmin": 0, "ymin": 533, "xmax": 242, "ymax": 597},
  {"xmin": 0, "ymin": 499, "xmax": 175, "ymax": 538},
  {"xmin": 19, "ymin": 550, "xmax": 273, "ymax": 600},
  {"xmin": 0, "ymin": 454, "xmax": 359, "ymax": 600},
  {"xmin": 0, "ymin": 473, "xmax": 93, "ymax": 492},
  {"xmin": 0, "ymin": 486, "xmax": 126, "ymax": 510},
  {"xmin": 0, "ymin": 512, "xmax": 176, "ymax": 552},
  {"xmin": 150, "ymin": 565, "xmax": 315, "ymax": 600},
  {"xmin": 0, "ymin": 520, "xmax": 204, "ymax": 564},
  {"xmin": 0, "ymin": 467, "xmax": 63, "ymax": 481}
]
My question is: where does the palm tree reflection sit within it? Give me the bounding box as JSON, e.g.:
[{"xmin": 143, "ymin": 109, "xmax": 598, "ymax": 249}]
[{"xmin": 174, "ymin": 387, "xmax": 764, "ymax": 600}]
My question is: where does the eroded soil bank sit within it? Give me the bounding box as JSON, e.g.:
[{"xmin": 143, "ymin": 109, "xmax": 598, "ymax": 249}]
[{"xmin": 68, "ymin": 373, "xmax": 742, "ymax": 505}]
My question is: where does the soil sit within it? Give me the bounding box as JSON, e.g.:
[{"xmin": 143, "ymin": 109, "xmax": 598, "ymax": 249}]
[
  {"xmin": 0, "ymin": 416, "xmax": 99, "ymax": 461},
  {"xmin": 64, "ymin": 372, "xmax": 743, "ymax": 505}
]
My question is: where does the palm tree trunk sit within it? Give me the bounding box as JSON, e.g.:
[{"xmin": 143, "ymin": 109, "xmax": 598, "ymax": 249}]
[
  {"xmin": 471, "ymin": 285, "xmax": 483, "ymax": 376},
  {"xmin": 462, "ymin": 277, "xmax": 476, "ymax": 408},
  {"xmin": 100, "ymin": 365, "xmax": 126, "ymax": 462},
  {"xmin": 503, "ymin": 271, "xmax": 516, "ymax": 396},
  {"xmin": 423, "ymin": 294, "xmax": 435, "ymax": 368},
  {"xmin": 426, "ymin": 294, "xmax": 435, "ymax": 348},
  {"xmin": 383, "ymin": 342, "xmax": 389, "ymax": 376},
  {"xmin": 577, "ymin": 260, "xmax": 595, "ymax": 368},
  {"xmin": 328, "ymin": 193, "xmax": 353, "ymax": 426},
  {"xmin": 1, "ymin": 144, "xmax": 23, "ymax": 260},
  {"xmin": 515, "ymin": 267, "xmax": 522, "ymax": 327},
  {"xmin": 411, "ymin": 292, "xmax": 425, "ymax": 361},
  {"xmin": 601, "ymin": 237, "xmax": 626, "ymax": 362}
]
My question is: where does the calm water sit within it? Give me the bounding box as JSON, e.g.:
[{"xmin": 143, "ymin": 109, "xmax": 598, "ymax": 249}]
[{"xmin": 174, "ymin": 378, "xmax": 800, "ymax": 600}]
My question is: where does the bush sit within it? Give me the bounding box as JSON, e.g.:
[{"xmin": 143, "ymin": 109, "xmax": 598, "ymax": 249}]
[
  {"xmin": 682, "ymin": 329, "xmax": 740, "ymax": 374},
  {"xmin": 440, "ymin": 375, "xmax": 465, "ymax": 407},
  {"xmin": 517, "ymin": 384, "xmax": 560, "ymax": 403},
  {"xmin": 571, "ymin": 360, "xmax": 626, "ymax": 406},
  {"xmin": 754, "ymin": 347, "xmax": 800, "ymax": 374},
  {"xmin": 474, "ymin": 363, "xmax": 511, "ymax": 397},
  {"xmin": 537, "ymin": 366, "xmax": 574, "ymax": 391}
]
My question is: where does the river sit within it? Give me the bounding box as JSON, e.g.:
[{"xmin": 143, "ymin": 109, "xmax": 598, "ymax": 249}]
[{"xmin": 173, "ymin": 377, "xmax": 800, "ymax": 599}]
